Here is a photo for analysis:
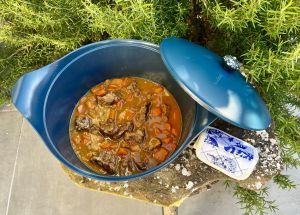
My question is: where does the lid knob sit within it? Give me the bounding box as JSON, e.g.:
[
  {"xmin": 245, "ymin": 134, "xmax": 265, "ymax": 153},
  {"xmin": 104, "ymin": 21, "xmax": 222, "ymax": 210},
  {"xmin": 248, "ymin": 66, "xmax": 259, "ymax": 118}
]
[{"xmin": 222, "ymin": 55, "xmax": 240, "ymax": 71}]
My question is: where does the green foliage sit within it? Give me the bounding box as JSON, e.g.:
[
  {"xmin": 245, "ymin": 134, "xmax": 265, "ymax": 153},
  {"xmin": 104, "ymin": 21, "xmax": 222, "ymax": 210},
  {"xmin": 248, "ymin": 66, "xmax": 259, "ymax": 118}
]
[
  {"xmin": 274, "ymin": 174, "xmax": 296, "ymax": 190},
  {"xmin": 198, "ymin": 0, "xmax": 300, "ymax": 214},
  {"xmin": 234, "ymin": 186, "xmax": 278, "ymax": 215},
  {"xmin": 197, "ymin": 0, "xmax": 300, "ymax": 175},
  {"xmin": 0, "ymin": 0, "xmax": 189, "ymax": 102}
]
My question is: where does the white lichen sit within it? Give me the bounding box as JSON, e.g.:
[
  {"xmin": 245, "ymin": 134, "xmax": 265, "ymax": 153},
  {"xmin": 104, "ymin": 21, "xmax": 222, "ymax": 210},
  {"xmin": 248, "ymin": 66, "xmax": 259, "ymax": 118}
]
[
  {"xmin": 171, "ymin": 186, "xmax": 177, "ymax": 193},
  {"xmin": 185, "ymin": 181, "xmax": 194, "ymax": 190},
  {"xmin": 175, "ymin": 164, "xmax": 181, "ymax": 171},
  {"xmin": 182, "ymin": 167, "xmax": 191, "ymax": 176},
  {"xmin": 255, "ymin": 181, "xmax": 262, "ymax": 189}
]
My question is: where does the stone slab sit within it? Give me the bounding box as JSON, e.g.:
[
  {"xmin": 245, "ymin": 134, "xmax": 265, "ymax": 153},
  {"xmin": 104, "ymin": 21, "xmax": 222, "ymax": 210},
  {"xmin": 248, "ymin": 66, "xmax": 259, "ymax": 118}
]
[
  {"xmin": 6, "ymin": 120, "xmax": 161, "ymax": 215},
  {"xmin": 0, "ymin": 111, "xmax": 23, "ymax": 215}
]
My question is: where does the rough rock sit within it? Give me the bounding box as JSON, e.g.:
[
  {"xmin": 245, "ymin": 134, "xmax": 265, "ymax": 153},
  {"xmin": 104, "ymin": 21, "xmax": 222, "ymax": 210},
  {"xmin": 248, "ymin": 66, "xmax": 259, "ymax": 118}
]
[{"xmin": 62, "ymin": 119, "xmax": 281, "ymax": 207}]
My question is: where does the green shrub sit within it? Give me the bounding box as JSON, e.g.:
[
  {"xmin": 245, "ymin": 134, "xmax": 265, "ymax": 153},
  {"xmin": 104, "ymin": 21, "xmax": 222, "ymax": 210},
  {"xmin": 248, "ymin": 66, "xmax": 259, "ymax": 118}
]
[{"xmin": 0, "ymin": 0, "xmax": 189, "ymax": 103}]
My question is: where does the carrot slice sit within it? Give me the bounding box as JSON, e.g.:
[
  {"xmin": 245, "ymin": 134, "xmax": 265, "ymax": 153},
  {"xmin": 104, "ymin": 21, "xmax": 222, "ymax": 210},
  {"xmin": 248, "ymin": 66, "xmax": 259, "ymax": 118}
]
[
  {"xmin": 82, "ymin": 139, "xmax": 90, "ymax": 145},
  {"xmin": 122, "ymin": 78, "xmax": 129, "ymax": 86},
  {"xmin": 171, "ymin": 128, "xmax": 179, "ymax": 137},
  {"xmin": 154, "ymin": 86, "xmax": 163, "ymax": 93},
  {"xmin": 151, "ymin": 107, "xmax": 162, "ymax": 116},
  {"xmin": 93, "ymin": 88, "xmax": 107, "ymax": 96},
  {"xmin": 100, "ymin": 141, "xmax": 111, "ymax": 149},
  {"xmin": 77, "ymin": 104, "xmax": 86, "ymax": 114},
  {"xmin": 80, "ymin": 96, "xmax": 87, "ymax": 103},
  {"xmin": 162, "ymin": 137, "xmax": 173, "ymax": 144},
  {"xmin": 85, "ymin": 100, "xmax": 96, "ymax": 109},
  {"xmin": 153, "ymin": 147, "xmax": 169, "ymax": 162},
  {"xmin": 116, "ymin": 101, "xmax": 123, "ymax": 110},
  {"xmin": 154, "ymin": 127, "xmax": 161, "ymax": 136},
  {"xmin": 125, "ymin": 93, "xmax": 133, "ymax": 101},
  {"xmin": 109, "ymin": 109, "xmax": 116, "ymax": 119},
  {"xmin": 91, "ymin": 85, "xmax": 104, "ymax": 93},
  {"xmin": 162, "ymin": 130, "xmax": 170, "ymax": 135},
  {"xmin": 165, "ymin": 143, "xmax": 177, "ymax": 152},
  {"xmin": 71, "ymin": 134, "xmax": 81, "ymax": 144},
  {"xmin": 172, "ymin": 111, "xmax": 180, "ymax": 122},
  {"xmin": 117, "ymin": 147, "xmax": 128, "ymax": 157},
  {"xmin": 110, "ymin": 78, "xmax": 123, "ymax": 86},
  {"xmin": 125, "ymin": 109, "xmax": 135, "ymax": 120},
  {"xmin": 130, "ymin": 144, "xmax": 141, "ymax": 152},
  {"xmin": 164, "ymin": 123, "xmax": 171, "ymax": 131},
  {"xmin": 108, "ymin": 78, "xmax": 124, "ymax": 90}
]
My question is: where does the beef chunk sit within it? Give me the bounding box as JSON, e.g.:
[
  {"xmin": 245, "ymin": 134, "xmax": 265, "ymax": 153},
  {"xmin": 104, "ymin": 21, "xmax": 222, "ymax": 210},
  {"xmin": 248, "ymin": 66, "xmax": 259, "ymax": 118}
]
[
  {"xmin": 90, "ymin": 151, "xmax": 120, "ymax": 174},
  {"xmin": 75, "ymin": 117, "xmax": 92, "ymax": 131},
  {"xmin": 126, "ymin": 81, "xmax": 140, "ymax": 96},
  {"xmin": 161, "ymin": 104, "xmax": 169, "ymax": 121},
  {"xmin": 97, "ymin": 92, "xmax": 119, "ymax": 106},
  {"xmin": 133, "ymin": 159, "xmax": 147, "ymax": 170},
  {"xmin": 99, "ymin": 119, "xmax": 118, "ymax": 137},
  {"xmin": 89, "ymin": 124, "xmax": 101, "ymax": 135},
  {"xmin": 135, "ymin": 102, "xmax": 151, "ymax": 127},
  {"xmin": 124, "ymin": 129, "xmax": 145, "ymax": 144},
  {"xmin": 99, "ymin": 120, "xmax": 134, "ymax": 140},
  {"xmin": 112, "ymin": 122, "xmax": 134, "ymax": 139},
  {"xmin": 147, "ymin": 137, "xmax": 162, "ymax": 151},
  {"xmin": 161, "ymin": 104, "xmax": 169, "ymax": 115}
]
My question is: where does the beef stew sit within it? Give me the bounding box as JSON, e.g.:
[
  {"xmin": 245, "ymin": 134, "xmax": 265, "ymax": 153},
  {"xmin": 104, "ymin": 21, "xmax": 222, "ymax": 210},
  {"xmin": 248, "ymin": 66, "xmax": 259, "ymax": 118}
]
[{"xmin": 69, "ymin": 77, "xmax": 182, "ymax": 176}]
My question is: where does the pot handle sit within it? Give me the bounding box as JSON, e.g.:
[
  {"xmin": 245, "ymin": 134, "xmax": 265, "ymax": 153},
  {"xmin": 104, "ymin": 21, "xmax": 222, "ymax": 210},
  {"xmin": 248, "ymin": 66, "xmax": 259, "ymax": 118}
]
[{"xmin": 12, "ymin": 63, "xmax": 54, "ymax": 137}]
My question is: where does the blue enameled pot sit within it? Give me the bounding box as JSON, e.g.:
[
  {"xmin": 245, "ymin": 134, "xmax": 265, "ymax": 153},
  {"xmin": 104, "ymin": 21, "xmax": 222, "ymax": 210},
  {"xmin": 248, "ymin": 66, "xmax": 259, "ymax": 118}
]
[{"xmin": 12, "ymin": 39, "xmax": 217, "ymax": 181}]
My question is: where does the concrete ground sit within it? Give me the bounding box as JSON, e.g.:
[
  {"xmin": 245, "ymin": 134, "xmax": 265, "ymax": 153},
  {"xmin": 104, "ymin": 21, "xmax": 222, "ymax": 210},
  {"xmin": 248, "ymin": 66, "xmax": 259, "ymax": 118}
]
[{"xmin": 0, "ymin": 105, "xmax": 299, "ymax": 215}]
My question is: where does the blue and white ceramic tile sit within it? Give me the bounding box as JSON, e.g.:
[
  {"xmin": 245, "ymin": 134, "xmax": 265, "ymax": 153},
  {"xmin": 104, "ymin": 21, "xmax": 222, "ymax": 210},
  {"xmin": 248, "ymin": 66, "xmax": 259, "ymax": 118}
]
[{"xmin": 194, "ymin": 127, "xmax": 259, "ymax": 180}]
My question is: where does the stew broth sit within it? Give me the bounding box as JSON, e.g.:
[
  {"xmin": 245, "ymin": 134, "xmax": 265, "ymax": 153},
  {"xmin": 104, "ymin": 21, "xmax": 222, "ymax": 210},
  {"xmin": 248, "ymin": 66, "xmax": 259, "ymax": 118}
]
[{"xmin": 70, "ymin": 77, "xmax": 182, "ymax": 176}]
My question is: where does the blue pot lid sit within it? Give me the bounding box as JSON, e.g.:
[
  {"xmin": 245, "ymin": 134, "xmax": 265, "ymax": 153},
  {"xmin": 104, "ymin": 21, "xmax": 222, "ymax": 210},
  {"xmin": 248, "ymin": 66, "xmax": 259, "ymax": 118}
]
[{"xmin": 160, "ymin": 37, "xmax": 271, "ymax": 130}]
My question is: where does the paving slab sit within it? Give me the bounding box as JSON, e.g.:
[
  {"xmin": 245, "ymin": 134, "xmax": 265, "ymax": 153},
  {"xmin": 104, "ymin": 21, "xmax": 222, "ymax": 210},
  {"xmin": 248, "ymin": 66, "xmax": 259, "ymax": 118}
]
[
  {"xmin": 0, "ymin": 111, "xmax": 23, "ymax": 215},
  {"xmin": 180, "ymin": 167, "xmax": 300, "ymax": 215},
  {"xmin": 6, "ymin": 120, "xmax": 161, "ymax": 215}
]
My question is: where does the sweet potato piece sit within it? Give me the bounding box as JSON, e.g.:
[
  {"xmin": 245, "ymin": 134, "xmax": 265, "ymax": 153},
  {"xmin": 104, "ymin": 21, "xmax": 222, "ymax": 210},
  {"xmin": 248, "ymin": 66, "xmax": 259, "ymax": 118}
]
[{"xmin": 153, "ymin": 147, "xmax": 169, "ymax": 162}]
